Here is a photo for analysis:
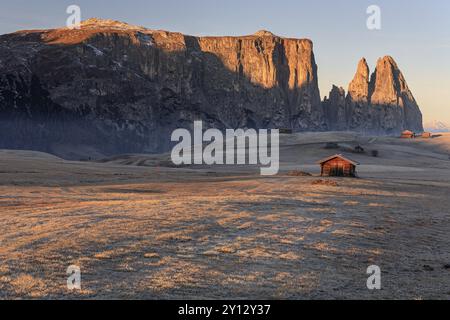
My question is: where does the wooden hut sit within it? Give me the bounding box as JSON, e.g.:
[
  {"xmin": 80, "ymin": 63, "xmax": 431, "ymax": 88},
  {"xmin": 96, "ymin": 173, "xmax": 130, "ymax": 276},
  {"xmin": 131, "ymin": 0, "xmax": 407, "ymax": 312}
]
[
  {"xmin": 279, "ymin": 128, "xmax": 293, "ymax": 134},
  {"xmin": 421, "ymin": 132, "xmax": 432, "ymax": 138},
  {"xmin": 317, "ymin": 154, "xmax": 359, "ymax": 177},
  {"xmin": 401, "ymin": 130, "xmax": 415, "ymax": 139},
  {"xmin": 354, "ymin": 145, "xmax": 365, "ymax": 153}
]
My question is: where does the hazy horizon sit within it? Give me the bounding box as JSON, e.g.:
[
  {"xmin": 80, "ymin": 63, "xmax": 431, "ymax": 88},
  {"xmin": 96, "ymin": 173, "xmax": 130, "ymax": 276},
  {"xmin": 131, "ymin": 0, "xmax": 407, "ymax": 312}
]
[{"xmin": 1, "ymin": 0, "xmax": 449, "ymax": 124}]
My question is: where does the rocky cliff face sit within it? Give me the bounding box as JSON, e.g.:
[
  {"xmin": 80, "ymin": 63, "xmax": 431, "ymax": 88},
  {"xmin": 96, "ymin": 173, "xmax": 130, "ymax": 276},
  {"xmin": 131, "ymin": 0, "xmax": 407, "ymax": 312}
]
[
  {"xmin": 370, "ymin": 56, "xmax": 423, "ymax": 133},
  {"xmin": 323, "ymin": 56, "xmax": 423, "ymax": 134},
  {"xmin": 348, "ymin": 58, "xmax": 370, "ymax": 104},
  {"xmin": 0, "ymin": 19, "xmax": 423, "ymax": 158},
  {"xmin": 323, "ymin": 85, "xmax": 347, "ymax": 131},
  {"xmin": 0, "ymin": 19, "xmax": 326, "ymax": 158}
]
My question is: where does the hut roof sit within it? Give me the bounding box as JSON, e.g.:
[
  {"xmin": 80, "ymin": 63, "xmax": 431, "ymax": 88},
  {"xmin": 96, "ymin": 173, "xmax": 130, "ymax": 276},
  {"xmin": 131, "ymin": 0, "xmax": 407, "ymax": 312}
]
[
  {"xmin": 317, "ymin": 154, "xmax": 360, "ymax": 166},
  {"xmin": 402, "ymin": 130, "xmax": 414, "ymax": 135}
]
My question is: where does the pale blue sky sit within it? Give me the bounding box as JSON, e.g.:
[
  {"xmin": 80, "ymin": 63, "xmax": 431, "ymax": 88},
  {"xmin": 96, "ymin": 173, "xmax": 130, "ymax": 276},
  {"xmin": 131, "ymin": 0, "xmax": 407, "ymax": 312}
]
[{"xmin": 1, "ymin": 0, "xmax": 449, "ymax": 122}]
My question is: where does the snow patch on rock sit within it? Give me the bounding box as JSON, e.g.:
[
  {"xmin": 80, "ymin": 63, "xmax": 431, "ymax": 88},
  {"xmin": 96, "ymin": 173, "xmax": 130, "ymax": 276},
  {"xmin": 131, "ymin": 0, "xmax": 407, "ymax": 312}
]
[{"xmin": 86, "ymin": 44, "xmax": 104, "ymax": 56}]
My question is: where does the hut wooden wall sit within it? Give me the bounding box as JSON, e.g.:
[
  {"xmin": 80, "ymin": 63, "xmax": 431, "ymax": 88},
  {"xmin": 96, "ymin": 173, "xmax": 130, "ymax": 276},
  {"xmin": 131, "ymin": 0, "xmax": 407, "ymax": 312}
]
[{"xmin": 321, "ymin": 158, "xmax": 356, "ymax": 177}]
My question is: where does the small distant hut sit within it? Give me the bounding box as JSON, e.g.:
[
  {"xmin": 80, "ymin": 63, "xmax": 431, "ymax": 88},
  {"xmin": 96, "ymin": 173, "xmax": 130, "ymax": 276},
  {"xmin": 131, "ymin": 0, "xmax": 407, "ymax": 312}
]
[
  {"xmin": 279, "ymin": 128, "xmax": 293, "ymax": 134},
  {"xmin": 401, "ymin": 130, "xmax": 415, "ymax": 139},
  {"xmin": 317, "ymin": 154, "xmax": 359, "ymax": 177},
  {"xmin": 354, "ymin": 145, "xmax": 365, "ymax": 153},
  {"xmin": 324, "ymin": 142, "xmax": 340, "ymax": 149},
  {"xmin": 421, "ymin": 132, "xmax": 432, "ymax": 139}
]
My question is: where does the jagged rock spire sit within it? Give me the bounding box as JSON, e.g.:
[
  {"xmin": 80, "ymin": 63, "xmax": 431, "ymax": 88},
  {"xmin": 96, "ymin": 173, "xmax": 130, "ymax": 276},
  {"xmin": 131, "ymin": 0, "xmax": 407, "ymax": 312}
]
[
  {"xmin": 324, "ymin": 56, "xmax": 423, "ymax": 133},
  {"xmin": 370, "ymin": 56, "xmax": 411, "ymax": 106},
  {"xmin": 369, "ymin": 56, "xmax": 423, "ymax": 131},
  {"xmin": 348, "ymin": 58, "xmax": 370, "ymax": 103}
]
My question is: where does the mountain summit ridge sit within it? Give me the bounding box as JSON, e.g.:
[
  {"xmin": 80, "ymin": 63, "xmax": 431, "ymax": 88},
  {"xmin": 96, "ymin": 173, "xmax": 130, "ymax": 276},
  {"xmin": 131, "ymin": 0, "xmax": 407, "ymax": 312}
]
[{"xmin": 78, "ymin": 18, "xmax": 146, "ymax": 30}]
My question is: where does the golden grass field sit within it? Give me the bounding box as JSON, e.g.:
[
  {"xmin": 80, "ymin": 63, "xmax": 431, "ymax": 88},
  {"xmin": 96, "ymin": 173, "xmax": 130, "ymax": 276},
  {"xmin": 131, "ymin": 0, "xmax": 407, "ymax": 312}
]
[{"xmin": 1, "ymin": 132, "xmax": 450, "ymax": 299}]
